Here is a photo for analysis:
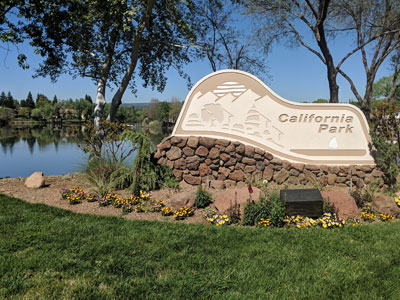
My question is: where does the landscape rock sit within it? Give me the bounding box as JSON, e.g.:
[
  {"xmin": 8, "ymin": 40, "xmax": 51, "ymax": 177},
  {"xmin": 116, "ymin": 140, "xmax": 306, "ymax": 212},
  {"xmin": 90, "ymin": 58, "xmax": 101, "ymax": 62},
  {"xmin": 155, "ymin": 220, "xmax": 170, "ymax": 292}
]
[
  {"xmin": 174, "ymin": 158, "xmax": 186, "ymax": 169},
  {"xmin": 199, "ymin": 163, "xmax": 211, "ymax": 177},
  {"xmin": 209, "ymin": 147, "xmax": 220, "ymax": 159},
  {"xmin": 158, "ymin": 141, "xmax": 171, "ymax": 151},
  {"xmin": 25, "ymin": 172, "xmax": 45, "ymax": 189},
  {"xmin": 166, "ymin": 146, "xmax": 182, "ymax": 161},
  {"xmin": 210, "ymin": 180, "xmax": 225, "ymax": 190},
  {"xmin": 199, "ymin": 137, "xmax": 215, "ymax": 149},
  {"xmin": 168, "ymin": 191, "xmax": 196, "ymax": 209},
  {"xmin": 244, "ymin": 145, "xmax": 255, "ymax": 157},
  {"xmin": 327, "ymin": 174, "xmax": 337, "ymax": 185},
  {"xmin": 321, "ymin": 191, "xmax": 361, "ymax": 220},
  {"xmin": 229, "ymin": 170, "xmax": 244, "ymax": 181},
  {"xmin": 155, "ymin": 136, "xmax": 381, "ymax": 188},
  {"xmin": 171, "ymin": 136, "xmax": 187, "ymax": 147},
  {"xmin": 182, "ymin": 147, "xmax": 195, "ymax": 157},
  {"xmin": 372, "ymin": 193, "xmax": 400, "ymax": 217},
  {"xmin": 214, "ymin": 187, "xmax": 261, "ymax": 219},
  {"xmin": 273, "ymin": 169, "xmax": 289, "ymax": 184},
  {"xmin": 263, "ymin": 165, "xmax": 274, "ymax": 181},
  {"xmin": 183, "ymin": 174, "xmax": 201, "ymax": 185},
  {"xmin": 195, "ymin": 146, "xmax": 209, "ymax": 157},
  {"xmin": 187, "ymin": 136, "xmax": 199, "ymax": 148}
]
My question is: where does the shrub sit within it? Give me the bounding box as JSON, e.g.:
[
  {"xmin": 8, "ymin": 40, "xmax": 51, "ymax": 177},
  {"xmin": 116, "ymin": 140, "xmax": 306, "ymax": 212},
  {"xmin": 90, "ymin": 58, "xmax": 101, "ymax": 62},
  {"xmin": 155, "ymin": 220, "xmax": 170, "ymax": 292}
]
[
  {"xmin": 267, "ymin": 190, "xmax": 286, "ymax": 227},
  {"xmin": 370, "ymin": 102, "xmax": 400, "ymax": 187},
  {"xmin": 351, "ymin": 179, "xmax": 381, "ymax": 209},
  {"xmin": 195, "ymin": 185, "xmax": 212, "ymax": 208},
  {"xmin": 242, "ymin": 198, "xmax": 270, "ymax": 226}
]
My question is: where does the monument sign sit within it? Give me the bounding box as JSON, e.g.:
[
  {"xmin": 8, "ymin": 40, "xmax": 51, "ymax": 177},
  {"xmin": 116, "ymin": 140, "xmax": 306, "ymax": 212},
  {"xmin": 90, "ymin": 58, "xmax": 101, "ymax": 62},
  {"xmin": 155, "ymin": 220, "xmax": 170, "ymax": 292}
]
[{"xmin": 173, "ymin": 70, "xmax": 374, "ymax": 166}]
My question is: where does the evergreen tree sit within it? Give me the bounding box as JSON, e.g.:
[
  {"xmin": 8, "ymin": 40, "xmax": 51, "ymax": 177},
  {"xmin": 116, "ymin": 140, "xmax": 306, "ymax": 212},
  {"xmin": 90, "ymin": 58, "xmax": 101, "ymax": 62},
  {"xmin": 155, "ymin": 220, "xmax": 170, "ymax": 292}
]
[
  {"xmin": 52, "ymin": 95, "xmax": 58, "ymax": 104},
  {"xmin": 26, "ymin": 92, "xmax": 35, "ymax": 108},
  {"xmin": 6, "ymin": 91, "xmax": 15, "ymax": 109},
  {"xmin": 20, "ymin": 99, "xmax": 27, "ymax": 107},
  {"xmin": 0, "ymin": 91, "xmax": 5, "ymax": 107}
]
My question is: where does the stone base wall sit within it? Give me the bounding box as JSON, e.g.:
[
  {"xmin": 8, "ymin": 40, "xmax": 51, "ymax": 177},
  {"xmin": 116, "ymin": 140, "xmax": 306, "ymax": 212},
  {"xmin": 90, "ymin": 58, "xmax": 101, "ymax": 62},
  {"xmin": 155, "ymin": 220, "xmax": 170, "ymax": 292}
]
[{"xmin": 154, "ymin": 136, "xmax": 382, "ymax": 189}]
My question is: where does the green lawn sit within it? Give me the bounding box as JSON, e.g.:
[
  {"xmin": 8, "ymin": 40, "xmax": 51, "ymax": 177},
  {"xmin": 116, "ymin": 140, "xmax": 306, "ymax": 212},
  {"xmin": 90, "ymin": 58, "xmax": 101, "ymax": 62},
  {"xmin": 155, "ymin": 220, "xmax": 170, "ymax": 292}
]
[{"xmin": 1, "ymin": 194, "xmax": 399, "ymax": 300}]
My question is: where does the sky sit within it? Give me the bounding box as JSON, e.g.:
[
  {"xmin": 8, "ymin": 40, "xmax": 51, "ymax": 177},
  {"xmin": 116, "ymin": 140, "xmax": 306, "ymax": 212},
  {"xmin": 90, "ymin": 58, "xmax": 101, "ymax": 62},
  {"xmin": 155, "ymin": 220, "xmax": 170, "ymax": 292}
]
[{"xmin": 0, "ymin": 25, "xmax": 395, "ymax": 105}]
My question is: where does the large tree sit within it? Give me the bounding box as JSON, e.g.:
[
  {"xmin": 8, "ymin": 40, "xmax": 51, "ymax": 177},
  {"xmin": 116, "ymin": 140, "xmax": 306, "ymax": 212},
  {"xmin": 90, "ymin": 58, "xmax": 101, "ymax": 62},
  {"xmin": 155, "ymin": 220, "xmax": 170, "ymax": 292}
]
[
  {"xmin": 246, "ymin": 0, "xmax": 400, "ymax": 119},
  {"xmin": 195, "ymin": 0, "xmax": 268, "ymax": 78},
  {"xmin": 22, "ymin": 0, "xmax": 197, "ymax": 126}
]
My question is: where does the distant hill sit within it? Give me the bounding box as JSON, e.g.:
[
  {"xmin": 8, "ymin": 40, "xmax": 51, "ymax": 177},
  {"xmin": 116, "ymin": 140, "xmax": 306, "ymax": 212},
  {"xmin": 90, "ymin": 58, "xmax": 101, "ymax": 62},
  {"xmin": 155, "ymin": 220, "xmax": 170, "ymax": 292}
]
[{"xmin": 121, "ymin": 103, "xmax": 150, "ymax": 109}]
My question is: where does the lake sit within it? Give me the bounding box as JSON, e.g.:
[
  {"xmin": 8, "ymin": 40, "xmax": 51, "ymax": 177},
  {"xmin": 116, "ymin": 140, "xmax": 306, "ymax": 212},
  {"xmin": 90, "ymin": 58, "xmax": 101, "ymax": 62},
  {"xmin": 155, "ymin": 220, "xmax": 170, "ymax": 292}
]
[{"xmin": 0, "ymin": 125, "xmax": 165, "ymax": 178}]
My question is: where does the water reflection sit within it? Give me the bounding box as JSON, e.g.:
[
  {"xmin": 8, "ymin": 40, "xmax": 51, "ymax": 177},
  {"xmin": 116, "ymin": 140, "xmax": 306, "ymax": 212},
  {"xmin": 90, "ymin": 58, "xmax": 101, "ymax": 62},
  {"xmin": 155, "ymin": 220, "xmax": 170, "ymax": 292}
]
[
  {"xmin": 0, "ymin": 126, "xmax": 83, "ymax": 155},
  {"xmin": 0, "ymin": 125, "xmax": 167, "ymax": 178}
]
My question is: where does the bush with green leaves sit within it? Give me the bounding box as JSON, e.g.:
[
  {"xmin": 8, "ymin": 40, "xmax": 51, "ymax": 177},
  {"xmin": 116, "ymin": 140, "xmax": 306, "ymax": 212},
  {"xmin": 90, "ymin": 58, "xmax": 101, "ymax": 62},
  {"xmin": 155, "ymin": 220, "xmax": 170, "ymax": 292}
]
[
  {"xmin": 243, "ymin": 188, "xmax": 285, "ymax": 227},
  {"xmin": 267, "ymin": 190, "xmax": 286, "ymax": 227},
  {"xmin": 80, "ymin": 121, "xmax": 176, "ymax": 195},
  {"xmin": 370, "ymin": 102, "xmax": 400, "ymax": 187},
  {"xmin": 242, "ymin": 198, "xmax": 270, "ymax": 226},
  {"xmin": 195, "ymin": 185, "xmax": 212, "ymax": 208}
]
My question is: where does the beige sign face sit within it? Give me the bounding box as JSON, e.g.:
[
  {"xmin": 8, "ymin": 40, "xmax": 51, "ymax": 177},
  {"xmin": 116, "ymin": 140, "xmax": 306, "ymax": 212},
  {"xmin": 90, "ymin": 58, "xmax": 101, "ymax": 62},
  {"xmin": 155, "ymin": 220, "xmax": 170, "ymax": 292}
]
[{"xmin": 173, "ymin": 70, "xmax": 374, "ymax": 165}]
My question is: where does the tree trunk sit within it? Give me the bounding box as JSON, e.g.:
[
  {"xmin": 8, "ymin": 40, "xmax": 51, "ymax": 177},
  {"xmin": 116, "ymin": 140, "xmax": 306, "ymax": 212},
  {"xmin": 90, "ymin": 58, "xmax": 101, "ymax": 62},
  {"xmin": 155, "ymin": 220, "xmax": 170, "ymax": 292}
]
[
  {"xmin": 94, "ymin": 78, "xmax": 106, "ymax": 127},
  {"xmin": 108, "ymin": 0, "xmax": 156, "ymax": 122},
  {"xmin": 327, "ymin": 62, "xmax": 339, "ymax": 103},
  {"xmin": 108, "ymin": 46, "xmax": 141, "ymax": 122}
]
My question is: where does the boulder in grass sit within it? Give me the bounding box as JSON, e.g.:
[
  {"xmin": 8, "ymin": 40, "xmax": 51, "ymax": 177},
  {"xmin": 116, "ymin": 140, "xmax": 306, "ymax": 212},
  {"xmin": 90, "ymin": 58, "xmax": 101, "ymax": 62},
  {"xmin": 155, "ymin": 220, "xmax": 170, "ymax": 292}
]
[{"xmin": 25, "ymin": 172, "xmax": 45, "ymax": 188}]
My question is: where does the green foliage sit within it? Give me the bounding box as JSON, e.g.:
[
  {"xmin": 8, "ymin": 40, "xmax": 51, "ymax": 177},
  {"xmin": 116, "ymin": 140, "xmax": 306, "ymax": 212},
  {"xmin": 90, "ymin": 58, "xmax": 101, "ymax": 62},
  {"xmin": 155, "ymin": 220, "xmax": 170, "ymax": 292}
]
[
  {"xmin": 267, "ymin": 190, "xmax": 286, "ymax": 227},
  {"xmin": 243, "ymin": 186, "xmax": 286, "ymax": 227},
  {"xmin": 35, "ymin": 93, "xmax": 50, "ymax": 107},
  {"xmin": 0, "ymin": 107, "xmax": 14, "ymax": 125},
  {"xmin": 17, "ymin": 107, "xmax": 31, "ymax": 118},
  {"xmin": 370, "ymin": 102, "xmax": 400, "ymax": 186},
  {"xmin": 372, "ymin": 75, "xmax": 400, "ymax": 102},
  {"xmin": 30, "ymin": 108, "xmax": 43, "ymax": 120},
  {"xmin": 351, "ymin": 179, "xmax": 382, "ymax": 209},
  {"xmin": 25, "ymin": 91, "xmax": 35, "ymax": 108},
  {"xmin": 323, "ymin": 199, "xmax": 336, "ymax": 215},
  {"xmin": 121, "ymin": 130, "xmax": 174, "ymax": 195},
  {"xmin": 84, "ymin": 156, "xmax": 120, "ymax": 196},
  {"xmin": 312, "ymin": 98, "xmax": 329, "ymax": 103},
  {"xmin": 195, "ymin": 185, "xmax": 212, "ymax": 208},
  {"xmin": 243, "ymin": 198, "xmax": 270, "ymax": 226}
]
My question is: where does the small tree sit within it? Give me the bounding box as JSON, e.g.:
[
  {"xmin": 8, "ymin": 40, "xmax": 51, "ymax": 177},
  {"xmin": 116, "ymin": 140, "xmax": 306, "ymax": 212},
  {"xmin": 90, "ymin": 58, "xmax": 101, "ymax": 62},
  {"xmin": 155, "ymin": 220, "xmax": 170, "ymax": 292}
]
[
  {"xmin": 26, "ymin": 91, "xmax": 35, "ymax": 108},
  {"xmin": 0, "ymin": 91, "xmax": 5, "ymax": 107}
]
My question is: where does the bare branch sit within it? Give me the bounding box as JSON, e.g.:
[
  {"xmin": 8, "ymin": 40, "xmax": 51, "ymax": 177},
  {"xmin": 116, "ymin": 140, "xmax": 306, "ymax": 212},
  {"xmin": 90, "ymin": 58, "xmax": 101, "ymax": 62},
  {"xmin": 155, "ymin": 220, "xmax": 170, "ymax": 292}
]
[
  {"xmin": 337, "ymin": 68, "xmax": 363, "ymax": 103},
  {"xmin": 286, "ymin": 19, "xmax": 326, "ymax": 64}
]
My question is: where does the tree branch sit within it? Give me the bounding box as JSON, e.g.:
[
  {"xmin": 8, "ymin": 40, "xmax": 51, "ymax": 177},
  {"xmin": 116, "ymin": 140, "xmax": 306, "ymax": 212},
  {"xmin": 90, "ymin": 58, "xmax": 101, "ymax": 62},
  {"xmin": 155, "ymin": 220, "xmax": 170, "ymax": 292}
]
[{"xmin": 286, "ymin": 19, "xmax": 326, "ymax": 64}]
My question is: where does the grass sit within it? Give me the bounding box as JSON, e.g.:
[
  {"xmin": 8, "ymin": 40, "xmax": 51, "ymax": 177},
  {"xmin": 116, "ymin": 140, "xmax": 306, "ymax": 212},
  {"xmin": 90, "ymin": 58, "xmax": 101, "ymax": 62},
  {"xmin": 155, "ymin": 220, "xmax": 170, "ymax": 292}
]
[{"xmin": 1, "ymin": 194, "xmax": 400, "ymax": 299}]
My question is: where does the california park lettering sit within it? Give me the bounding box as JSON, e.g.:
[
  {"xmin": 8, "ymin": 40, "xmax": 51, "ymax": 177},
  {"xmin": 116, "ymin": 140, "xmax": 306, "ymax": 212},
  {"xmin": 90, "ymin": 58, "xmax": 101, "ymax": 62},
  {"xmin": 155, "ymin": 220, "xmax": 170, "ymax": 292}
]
[{"xmin": 278, "ymin": 113, "xmax": 354, "ymax": 134}]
